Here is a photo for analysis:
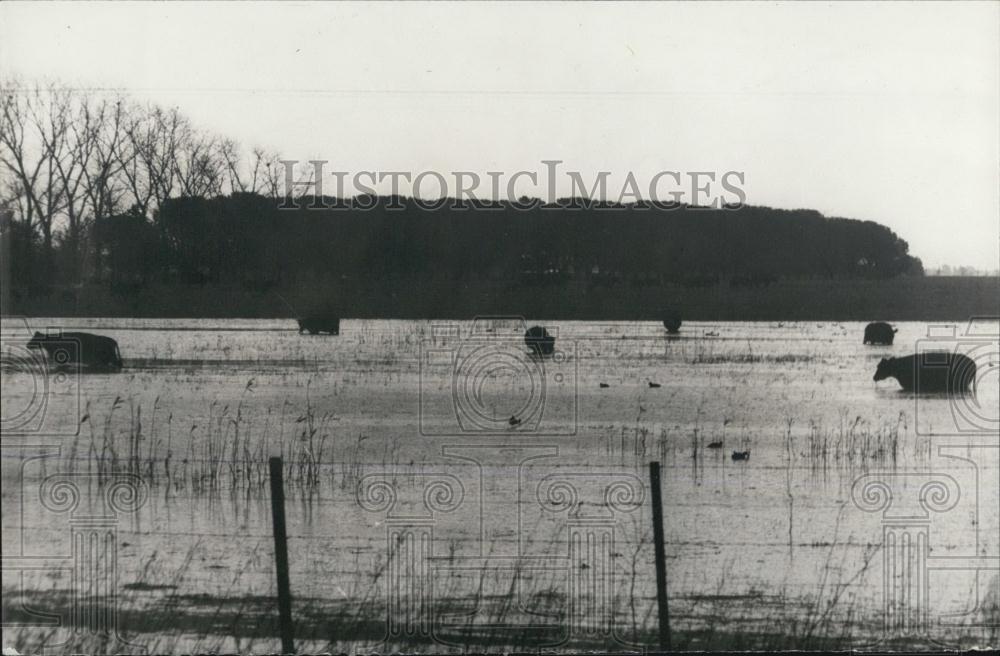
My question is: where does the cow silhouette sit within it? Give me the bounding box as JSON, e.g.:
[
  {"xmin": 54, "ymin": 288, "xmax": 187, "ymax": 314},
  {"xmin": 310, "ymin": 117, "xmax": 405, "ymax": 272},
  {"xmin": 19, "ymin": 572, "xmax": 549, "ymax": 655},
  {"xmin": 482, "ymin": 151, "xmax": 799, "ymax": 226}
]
[
  {"xmin": 298, "ymin": 316, "xmax": 340, "ymax": 335},
  {"xmin": 524, "ymin": 325, "xmax": 555, "ymax": 356},
  {"xmin": 874, "ymin": 352, "xmax": 976, "ymax": 393},
  {"xmin": 663, "ymin": 311, "xmax": 682, "ymax": 334},
  {"xmin": 27, "ymin": 331, "xmax": 123, "ymax": 371},
  {"xmin": 863, "ymin": 322, "xmax": 897, "ymax": 345}
]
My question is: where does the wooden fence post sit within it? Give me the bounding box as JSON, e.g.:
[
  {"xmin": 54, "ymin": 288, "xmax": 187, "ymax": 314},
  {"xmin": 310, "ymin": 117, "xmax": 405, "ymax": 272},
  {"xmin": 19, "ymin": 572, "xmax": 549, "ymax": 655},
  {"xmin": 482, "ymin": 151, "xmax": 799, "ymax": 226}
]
[
  {"xmin": 269, "ymin": 456, "xmax": 295, "ymax": 653},
  {"xmin": 649, "ymin": 461, "xmax": 672, "ymax": 651}
]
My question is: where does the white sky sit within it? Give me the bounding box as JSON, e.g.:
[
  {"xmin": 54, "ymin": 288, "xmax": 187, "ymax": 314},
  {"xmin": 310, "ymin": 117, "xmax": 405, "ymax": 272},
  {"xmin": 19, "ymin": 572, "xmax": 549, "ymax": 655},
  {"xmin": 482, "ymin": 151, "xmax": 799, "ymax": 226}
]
[{"xmin": 2, "ymin": 1, "xmax": 998, "ymax": 269}]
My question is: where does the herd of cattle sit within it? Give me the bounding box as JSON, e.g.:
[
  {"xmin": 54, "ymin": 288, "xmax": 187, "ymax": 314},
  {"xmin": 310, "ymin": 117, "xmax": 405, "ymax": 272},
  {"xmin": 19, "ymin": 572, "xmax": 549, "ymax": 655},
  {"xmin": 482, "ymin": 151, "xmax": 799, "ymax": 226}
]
[{"xmin": 21, "ymin": 318, "xmax": 977, "ymax": 394}]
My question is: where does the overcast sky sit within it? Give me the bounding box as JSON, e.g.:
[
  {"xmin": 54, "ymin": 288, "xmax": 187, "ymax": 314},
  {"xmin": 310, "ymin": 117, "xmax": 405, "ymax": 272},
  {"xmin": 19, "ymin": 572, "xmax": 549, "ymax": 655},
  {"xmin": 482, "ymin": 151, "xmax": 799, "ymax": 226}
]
[{"xmin": 2, "ymin": 1, "xmax": 997, "ymax": 269}]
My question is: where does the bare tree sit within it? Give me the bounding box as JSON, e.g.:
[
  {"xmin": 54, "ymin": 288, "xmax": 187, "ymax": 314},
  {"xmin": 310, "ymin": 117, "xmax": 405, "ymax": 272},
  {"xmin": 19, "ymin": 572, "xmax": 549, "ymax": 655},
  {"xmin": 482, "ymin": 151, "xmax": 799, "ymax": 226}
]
[
  {"xmin": 220, "ymin": 140, "xmax": 283, "ymax": 197},
  {"xmin": 1, "ymin": 78, "xmax": 43, "ymax": 232},
  {"xmin": 170, "ymin": 112, "xmax": 224, "ymax": 198},
  {"xmin": 53, "ymin": 93, "xmax": 134, "ymax": 280},
  {"xmin": 80, "ymin": 96, "xmax": 129, "ymax": 223},
  {"xmin": 252, "ymin": 147, "xmax": 284, "ymax": 198},
  {"xmin": 2, "ymin": 76, "xmax": 285, "ymax": 287},
  {"xmin": 52, "ymin": 90, "xmax": 97, "ymax": 279},
  {"xmin": 0, "ymin": 79, "xmax": 77, "ymax": 275},
  {"xmin": 220, "ymin": 138, "xmax": 246, "ymax": 193},
  {"xmin": 116, "ymin": 102, "xmax": 184, "ymax": 215}
]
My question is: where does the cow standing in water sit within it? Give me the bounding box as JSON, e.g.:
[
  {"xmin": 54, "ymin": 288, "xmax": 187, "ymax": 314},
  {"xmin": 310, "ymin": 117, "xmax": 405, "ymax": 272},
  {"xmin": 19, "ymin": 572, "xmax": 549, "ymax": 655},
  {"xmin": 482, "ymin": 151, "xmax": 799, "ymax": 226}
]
[
  {"xmin": 864, "ymin": 322, "xmax": 897, "ymax": 345},
  {"xmin": 663, "ymin": 313, "xmax": 682, "ymax": 334},
  {"xmin": 298, "ymin": 316, "xmax": 340, "ymax": 335},
  {"xmin": 873, "ymin": 352, "xmax": 976, "ymax": 393},
  {"xmin": 27, "ymin": 331, "xmax": 123, "ymax": 371},
  {"xmin": 525, "ymin": 326, "xmax": 555, "ymax": 356}
]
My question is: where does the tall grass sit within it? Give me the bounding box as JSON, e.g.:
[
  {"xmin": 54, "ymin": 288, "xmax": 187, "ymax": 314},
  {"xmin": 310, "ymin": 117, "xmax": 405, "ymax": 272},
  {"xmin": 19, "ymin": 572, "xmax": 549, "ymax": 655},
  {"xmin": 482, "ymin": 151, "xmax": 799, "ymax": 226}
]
[{"xmin": 65, "ymin": 383, "xmax": 389, "ymax": 494}]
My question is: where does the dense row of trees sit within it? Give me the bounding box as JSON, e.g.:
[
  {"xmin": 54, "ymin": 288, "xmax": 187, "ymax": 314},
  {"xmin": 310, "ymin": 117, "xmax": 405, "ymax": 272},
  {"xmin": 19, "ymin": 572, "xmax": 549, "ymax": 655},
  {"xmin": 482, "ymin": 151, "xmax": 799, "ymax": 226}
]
[
  {"xmin": 85, "ymin": 194, "xmax": 922, "ymax": 291},
  {"xmin": 2, "ymin": 80, "xmax": 923, "ymax": 299}
]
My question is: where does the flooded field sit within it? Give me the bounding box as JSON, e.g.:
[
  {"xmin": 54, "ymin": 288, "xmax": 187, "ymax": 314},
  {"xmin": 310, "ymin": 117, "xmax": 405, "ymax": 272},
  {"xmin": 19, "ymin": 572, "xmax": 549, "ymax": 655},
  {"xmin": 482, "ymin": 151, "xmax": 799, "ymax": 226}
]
[{"xmin": 2, "ymin": 317, "xmax": 998, "ymax": 652}]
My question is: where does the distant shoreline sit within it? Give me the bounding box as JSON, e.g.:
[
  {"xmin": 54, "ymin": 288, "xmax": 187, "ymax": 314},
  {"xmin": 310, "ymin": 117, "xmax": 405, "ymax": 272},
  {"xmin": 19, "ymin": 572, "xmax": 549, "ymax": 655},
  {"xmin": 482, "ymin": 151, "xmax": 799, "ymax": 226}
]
[{"xmin": 3, "ymin": 276, "xmax": 997, "ymax": 322}]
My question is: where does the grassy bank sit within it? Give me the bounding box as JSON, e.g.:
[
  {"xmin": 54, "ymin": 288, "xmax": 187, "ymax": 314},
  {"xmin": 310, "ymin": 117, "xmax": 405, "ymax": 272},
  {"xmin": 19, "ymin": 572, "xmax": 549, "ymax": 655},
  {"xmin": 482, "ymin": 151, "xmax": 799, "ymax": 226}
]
[{"xmin": 2, "ymin": 276, "xmax": 997, "ymax": 321}]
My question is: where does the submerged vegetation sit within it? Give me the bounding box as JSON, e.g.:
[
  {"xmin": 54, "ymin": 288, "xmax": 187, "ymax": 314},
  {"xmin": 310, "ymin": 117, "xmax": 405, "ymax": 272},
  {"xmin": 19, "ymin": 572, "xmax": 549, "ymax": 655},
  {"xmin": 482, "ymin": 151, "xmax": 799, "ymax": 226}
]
[{"xmin": 2, "ymin": 319, "xmax": 995, "ymax": 653}]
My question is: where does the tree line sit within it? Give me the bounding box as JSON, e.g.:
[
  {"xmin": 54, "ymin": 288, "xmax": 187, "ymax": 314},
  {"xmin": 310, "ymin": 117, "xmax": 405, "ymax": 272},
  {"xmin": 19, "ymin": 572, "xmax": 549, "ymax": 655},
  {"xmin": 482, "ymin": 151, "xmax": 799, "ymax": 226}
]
[
  {"xmin": 1, "ymin": 80, "xmax": 923, "ymax": 299},
  {"xmin": 0, "ymin": 78, "xmax": 283, "ymax": 289},
  {"xmin": 89, "ymin": 194, "xmax": 922, "ymax": 292}
]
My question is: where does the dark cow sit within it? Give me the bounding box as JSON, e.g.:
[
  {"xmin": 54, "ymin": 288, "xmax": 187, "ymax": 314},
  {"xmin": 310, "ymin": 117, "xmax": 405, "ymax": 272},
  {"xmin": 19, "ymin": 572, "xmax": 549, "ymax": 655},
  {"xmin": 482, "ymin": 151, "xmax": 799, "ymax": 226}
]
[
  {"xmin": 298, "ymin": 316, "xmax": 340, "ymax": 335},
  {"xmin": 873, "ymin": 352, "xmax": 976, "ymax": 393},
  {"xmin": 27, "ymin": 331, "xmax": 123, "ymax": 371},
  {"xmin": 525, "ymin": 325, "xmax": 555, "ymax": 357},
  {"xmin": 663, "ymin": 312, "xmax": 682, "ymax": 334},
  {"xmin": 864, "ymin": 322, "xmax": 897, "ymax": 345}
]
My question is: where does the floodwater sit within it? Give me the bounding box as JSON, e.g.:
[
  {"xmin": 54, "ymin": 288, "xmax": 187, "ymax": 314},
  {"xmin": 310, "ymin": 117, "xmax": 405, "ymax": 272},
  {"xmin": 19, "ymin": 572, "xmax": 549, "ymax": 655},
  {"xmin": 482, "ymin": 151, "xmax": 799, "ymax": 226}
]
[{"xmin": 2, "ymin": 318, "xmax": 998, "ymax": 652}]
